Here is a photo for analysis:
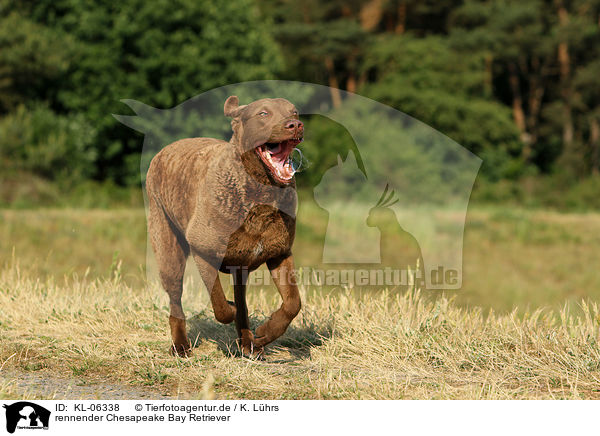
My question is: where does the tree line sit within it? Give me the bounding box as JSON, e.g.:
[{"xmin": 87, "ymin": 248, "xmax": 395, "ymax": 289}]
[{"xmin": 1, "ymin": 0, "xmax": 599, "ymax": 206}]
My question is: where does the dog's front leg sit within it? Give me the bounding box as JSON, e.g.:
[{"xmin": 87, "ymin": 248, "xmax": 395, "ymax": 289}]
[
  {"xmin": 232, "ymin": 268, "xmax": 260, "ymax": 357},
  {"xmin": 254, "ymin": 255, "xmax": 301, "ymax": 348}
]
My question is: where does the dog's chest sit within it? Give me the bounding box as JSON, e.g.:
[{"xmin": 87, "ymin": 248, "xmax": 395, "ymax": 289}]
[{"xmin": 222, "ymin": 204, "xmax": 295, "ymax": 270}]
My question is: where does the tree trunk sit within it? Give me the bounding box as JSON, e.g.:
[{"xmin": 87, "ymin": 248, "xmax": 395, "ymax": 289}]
[
  {"xmin": 325, "ymin": 56, "xmax": 342, "ymax": 108},
  {"xmin": 359, "ymin": 0, "xmax": 384, "ymax": 31},
  {"xmin": 526, "ymin": 56, "xmax": 546, "ymax": 150},
  {"xmin": 591, "ymin": 117, "xmax": 600, "ymax": 175},
  {"xmin": 507, "ymin": 62, "xmax": 527, "ymax": 135},
  {"xmin": 346, "ymin": 72, "xmax": 357, "ymax": 94},
  {"xmin": 556, "ymin": 1, "xmax": 574, "ymax": 148},
  {"xmin": 357, "ymin": 71, "xmax": 368, "ymax": 90},
  {"xmin": 395, "ymin": 2, "xmax": 407, "ymax": 34},
  {"xmin": 346, "ymin": 53, "xmax": 358, "ymax": 94},
  {"xmin": 484, "ymin": 53, "xmax": 493, "ymax": 97}
]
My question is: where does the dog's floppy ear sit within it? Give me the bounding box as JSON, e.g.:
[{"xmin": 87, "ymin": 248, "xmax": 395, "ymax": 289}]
[{"xmin": 224, "ymin": 95, "xmax": 247, "ymax": 118}]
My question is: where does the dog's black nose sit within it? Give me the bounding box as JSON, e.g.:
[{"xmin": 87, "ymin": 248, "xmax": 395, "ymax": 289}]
[{"xmin": 285, "ymin": 120, "xmax": 303, "ymax": 131}]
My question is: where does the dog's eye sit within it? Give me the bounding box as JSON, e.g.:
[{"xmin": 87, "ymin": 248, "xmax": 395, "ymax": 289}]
[
  {"xmin": 292, "ymin": 110, "xmax": 298, "ymax": 116},
  {"xmin": 259, "ymin": 111, "xmax": 269, "ymax": 117}
]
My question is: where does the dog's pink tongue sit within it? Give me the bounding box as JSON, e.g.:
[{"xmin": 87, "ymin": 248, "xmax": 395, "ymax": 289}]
[{"xmin": 272, "ymin": 152, "xmax": 286, "ymax": 165}]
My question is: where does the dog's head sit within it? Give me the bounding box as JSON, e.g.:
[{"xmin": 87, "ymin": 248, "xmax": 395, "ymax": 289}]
[{"xmin": 225, "ymin": 96, "xmax": 303, "ymax": 185}]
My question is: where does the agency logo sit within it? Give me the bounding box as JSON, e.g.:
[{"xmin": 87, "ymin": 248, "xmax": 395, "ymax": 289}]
[{"xmin": 2, "ymin": 402, "xmax": 50, "ymax": 434}]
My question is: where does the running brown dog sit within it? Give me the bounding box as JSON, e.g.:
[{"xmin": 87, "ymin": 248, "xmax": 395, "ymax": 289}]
[{"xmin": 146, "ymin": 96, "xmax": 303, "ymax": 358}]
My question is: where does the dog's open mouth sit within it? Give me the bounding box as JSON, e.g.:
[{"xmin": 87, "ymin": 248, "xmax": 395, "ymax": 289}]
[{"xmin": 256, "ymin": 138, "xmax": 302, "ymax": 184}]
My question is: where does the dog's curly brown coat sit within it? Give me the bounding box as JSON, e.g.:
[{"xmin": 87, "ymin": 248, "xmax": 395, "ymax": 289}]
[{"xmin": 146, "ymin": 96, "xmax": 303, "ymax": 358}]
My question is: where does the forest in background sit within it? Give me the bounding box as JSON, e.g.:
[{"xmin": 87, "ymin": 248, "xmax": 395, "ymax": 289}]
[{"xmin": 1, "ymin": 0, "xmax": 600, "ymax": 209}]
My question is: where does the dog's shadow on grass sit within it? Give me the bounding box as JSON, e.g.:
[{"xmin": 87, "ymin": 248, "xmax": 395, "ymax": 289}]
[{"xmin": 186, "ymin": 311, "xmax": 331, "ymax": 361}]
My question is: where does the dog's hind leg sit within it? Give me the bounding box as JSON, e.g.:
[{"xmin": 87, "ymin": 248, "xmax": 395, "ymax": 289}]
[
  {"xmin": 254, "ymin": 255, "xmax": 301, "ymax": 348},
  {"xmin": 192, "ymin": 253, "xmax": 236, "ymax": 325},
  {"xmin": 148, "ymin": 197, "xmax": 191, "ymax": 357}
]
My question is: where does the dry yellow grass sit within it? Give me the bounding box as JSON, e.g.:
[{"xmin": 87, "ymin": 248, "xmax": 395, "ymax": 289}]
[
  {"xmin": 2, "ymin": 260, "xmax": 600, "ymax": 399},
  {"xmin": 3, "ymin": 206, "xmax": 600, "ymax": 315}
]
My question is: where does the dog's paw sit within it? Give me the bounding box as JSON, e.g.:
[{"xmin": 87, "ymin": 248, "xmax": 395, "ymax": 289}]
[
  {"xmin": 239, "ymin": 343, "xmax": 265, "ymax": 361},
  {"xmin": 237, "ymin": 330, "xmax": 265, "ymax": 360},
  {"xmin": 170, "ymin": 342, "xmax": 192, "ymax": 358},
  {"xmin": 244, "ymin": 347, "xmax": 265, "ymax": 361}
]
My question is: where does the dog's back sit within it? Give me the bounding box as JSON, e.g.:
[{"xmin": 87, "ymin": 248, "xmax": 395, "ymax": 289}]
[{"xmin": 146, "ymin": 137, "xmax": 229, "ymax": 233}]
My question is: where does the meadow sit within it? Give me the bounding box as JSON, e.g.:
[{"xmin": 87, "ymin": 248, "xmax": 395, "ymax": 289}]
[{"xmin": 1, "ymin": 203, "xmax": 600, "ymax": 399}]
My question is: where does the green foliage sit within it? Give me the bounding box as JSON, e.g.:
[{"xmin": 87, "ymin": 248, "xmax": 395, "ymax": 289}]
[
  {"xmin": 449, "ymin": 0, "xmax": 551, "ymax": 59},
  {"xmin": 0, "ymin": 105, "xmax": 97, "ymax": 183},
  {"xmin": 1, "ymin": 0, "xmax": 600, "ymax": 208},
  {"xmin": 450, "ymin": 0, "xmax": 600, "ymax": 176},
  {"xmin": 260, "ymin": 1, "xmax": 369, "ymax": 84},
  {"xmin": 0, "ymin": 0, "xmax": 283, "ymax": 184},
  {"xmin": 472, "ymin": 173, "xmax": 600, "ymax": 211},
  {"xmin": 0, "ymin": 11, "xmax": 73, "ymax": 113},
  {"xmin": 360, "ymin": 35, "xmax": 524, "ymax": 180}
]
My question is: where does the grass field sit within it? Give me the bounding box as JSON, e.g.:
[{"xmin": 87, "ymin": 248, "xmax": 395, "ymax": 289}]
[{"xmin": 1, "ymin": 205, "xmax": 600, "ymax": 399}]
